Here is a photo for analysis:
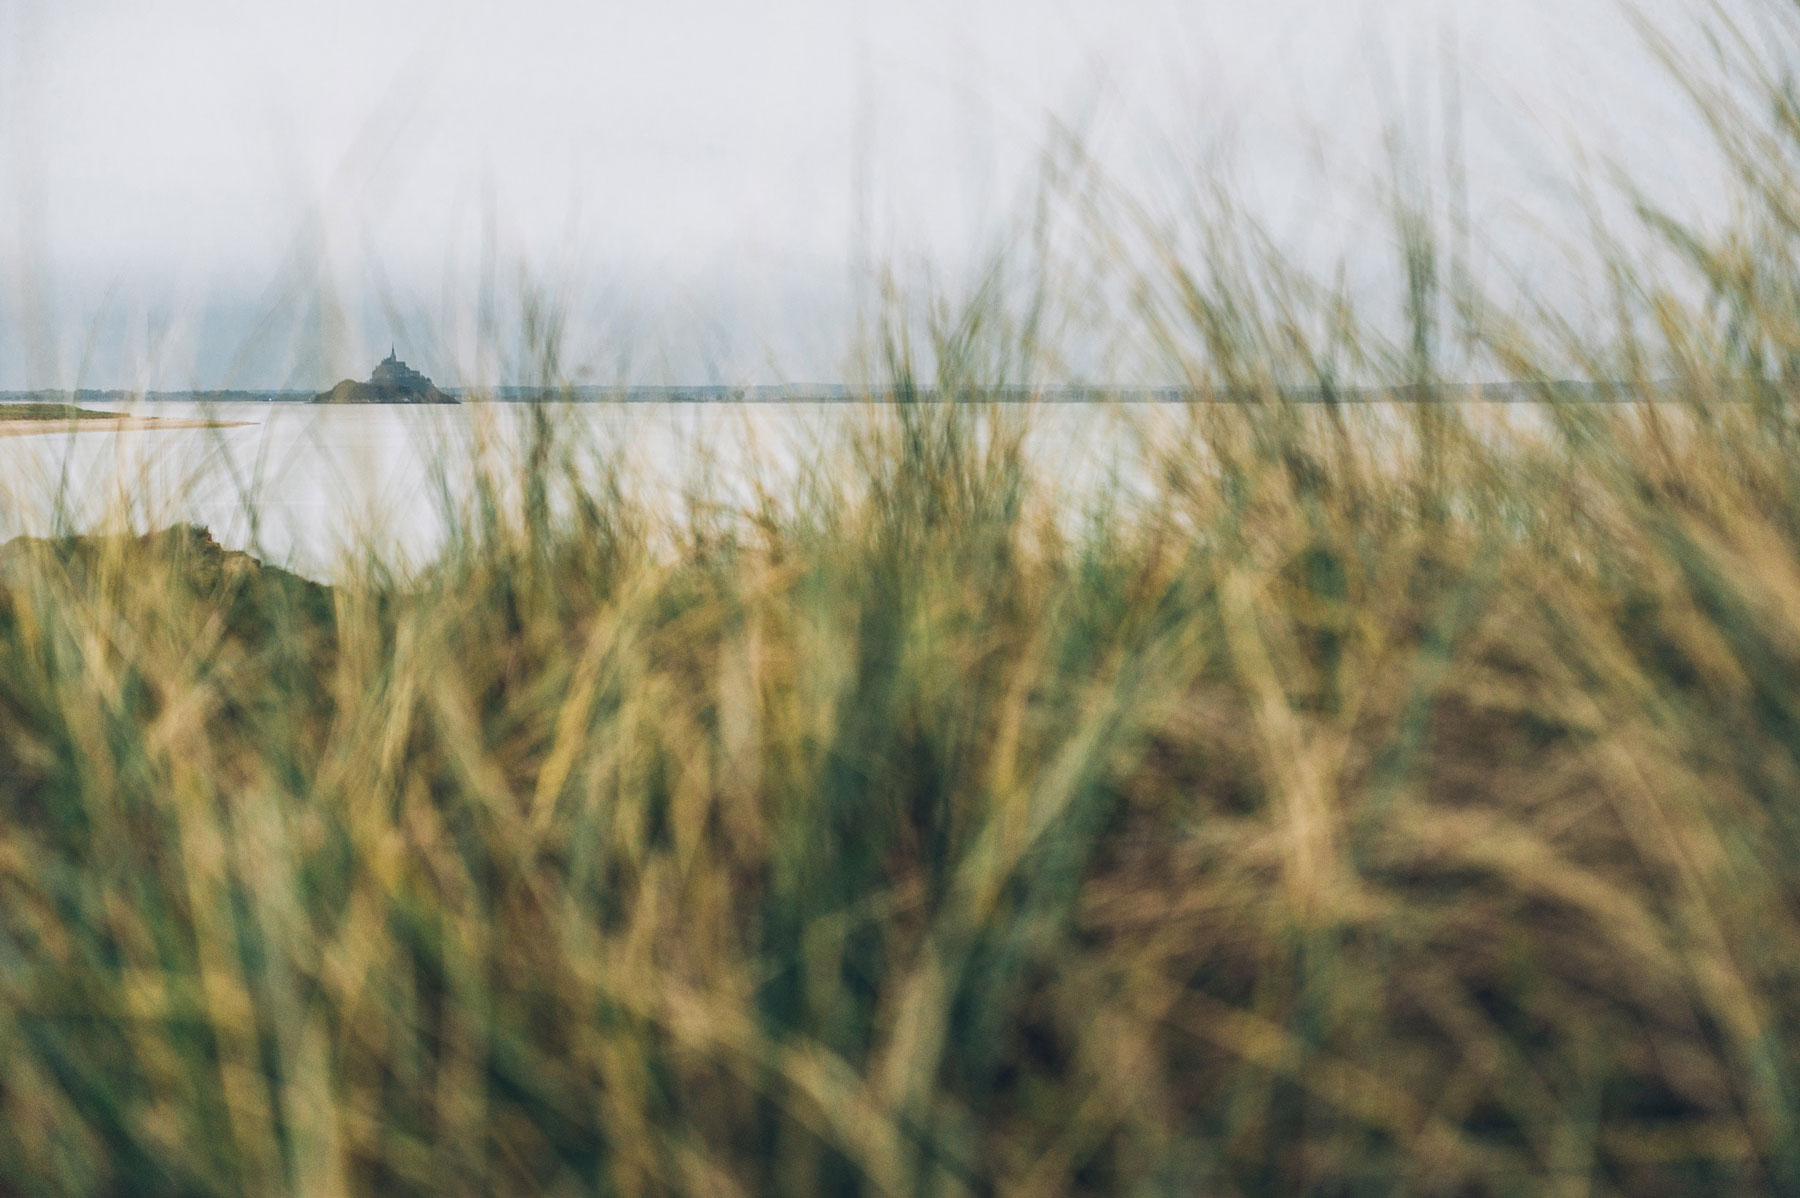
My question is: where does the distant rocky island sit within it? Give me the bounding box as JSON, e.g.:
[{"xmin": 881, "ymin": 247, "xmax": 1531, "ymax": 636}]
[{"xmin": 312, "ymin": 349, "xmax": 457, "ymax": 404}]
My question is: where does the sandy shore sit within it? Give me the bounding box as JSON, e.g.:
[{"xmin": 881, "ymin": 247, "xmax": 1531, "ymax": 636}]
[{"xmin": 0, "ymin": 416, "xmax": 254, "ymax": 437}]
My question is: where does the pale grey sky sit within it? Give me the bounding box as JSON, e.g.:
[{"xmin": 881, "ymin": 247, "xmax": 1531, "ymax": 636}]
[{"xmin": 0, "ymin": 0, "xmax": 1732, "ymax": 387}]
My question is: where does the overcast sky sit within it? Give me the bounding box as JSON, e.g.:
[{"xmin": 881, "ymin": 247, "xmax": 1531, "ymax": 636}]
[{"xmin": 0, "ymin": 0, "xmax": 1734, "ymax": 387}]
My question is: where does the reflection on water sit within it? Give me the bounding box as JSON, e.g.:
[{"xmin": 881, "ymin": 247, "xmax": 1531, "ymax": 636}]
[{"xmin": 0, "ymin": 399, "xmax": 1555, "ymax": 580}]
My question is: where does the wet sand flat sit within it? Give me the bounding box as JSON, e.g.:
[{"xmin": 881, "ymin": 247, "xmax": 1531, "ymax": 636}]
[{"xmin": 0, "ymin": 416, "xmax": 254, "ymax": 437}]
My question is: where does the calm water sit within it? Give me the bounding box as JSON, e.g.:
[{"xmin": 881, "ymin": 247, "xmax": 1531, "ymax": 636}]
[
  {"xmin": 0, "ymin": 399, "xmax": 1552, "ymax": 580},
  {"xmin": 0, "ymin": 402, "xmax": 1169, "ymax": 578}
]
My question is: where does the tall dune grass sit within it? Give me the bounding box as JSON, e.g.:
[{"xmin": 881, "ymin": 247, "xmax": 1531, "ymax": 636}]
[{"xmin": 15, "ymin": 5, "xmax": 1800, "ymax": 1194}]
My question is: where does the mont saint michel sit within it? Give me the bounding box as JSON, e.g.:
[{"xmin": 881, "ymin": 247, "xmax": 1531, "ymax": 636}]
[{"xmin": 313, "ymin": 349, "xmax": 457, "ymax": 404}]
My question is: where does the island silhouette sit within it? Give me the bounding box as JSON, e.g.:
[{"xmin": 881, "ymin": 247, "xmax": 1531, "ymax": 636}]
[{"xmin": 313, "ymin": 348, "xmax": 457, "ymax": 404}]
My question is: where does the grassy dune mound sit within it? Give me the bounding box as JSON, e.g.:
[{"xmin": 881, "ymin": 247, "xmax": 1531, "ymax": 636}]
[{"xmin": 6, "ymin": 394, "xmax": 1800, "ymax": 1194}]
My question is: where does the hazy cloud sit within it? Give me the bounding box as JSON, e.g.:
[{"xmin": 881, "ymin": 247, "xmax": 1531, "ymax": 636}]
[{"xmin": 0, "ymin": 0, "xmax": 1726, "ymax": 386}]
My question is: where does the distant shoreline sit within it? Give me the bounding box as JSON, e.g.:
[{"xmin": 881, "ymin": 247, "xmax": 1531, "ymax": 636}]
[{"xmin": 0, "ymin": 381, "xmax": 1684, "ymax": 405}]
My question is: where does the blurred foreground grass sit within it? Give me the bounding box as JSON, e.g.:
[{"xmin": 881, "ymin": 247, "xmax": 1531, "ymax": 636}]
[
  {"xmin": 18, "ymin": 4, "xmax": 1800, "ymax": 1192},
  {"xmin": 8, "ymin": 388, "xmax": 1800, "ymax": 1195}
]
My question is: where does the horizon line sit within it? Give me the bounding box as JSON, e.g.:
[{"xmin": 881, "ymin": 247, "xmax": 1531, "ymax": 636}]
[{"xmin": 0, "ymin": 381, "xmax": 1706, "ymax": 405}]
